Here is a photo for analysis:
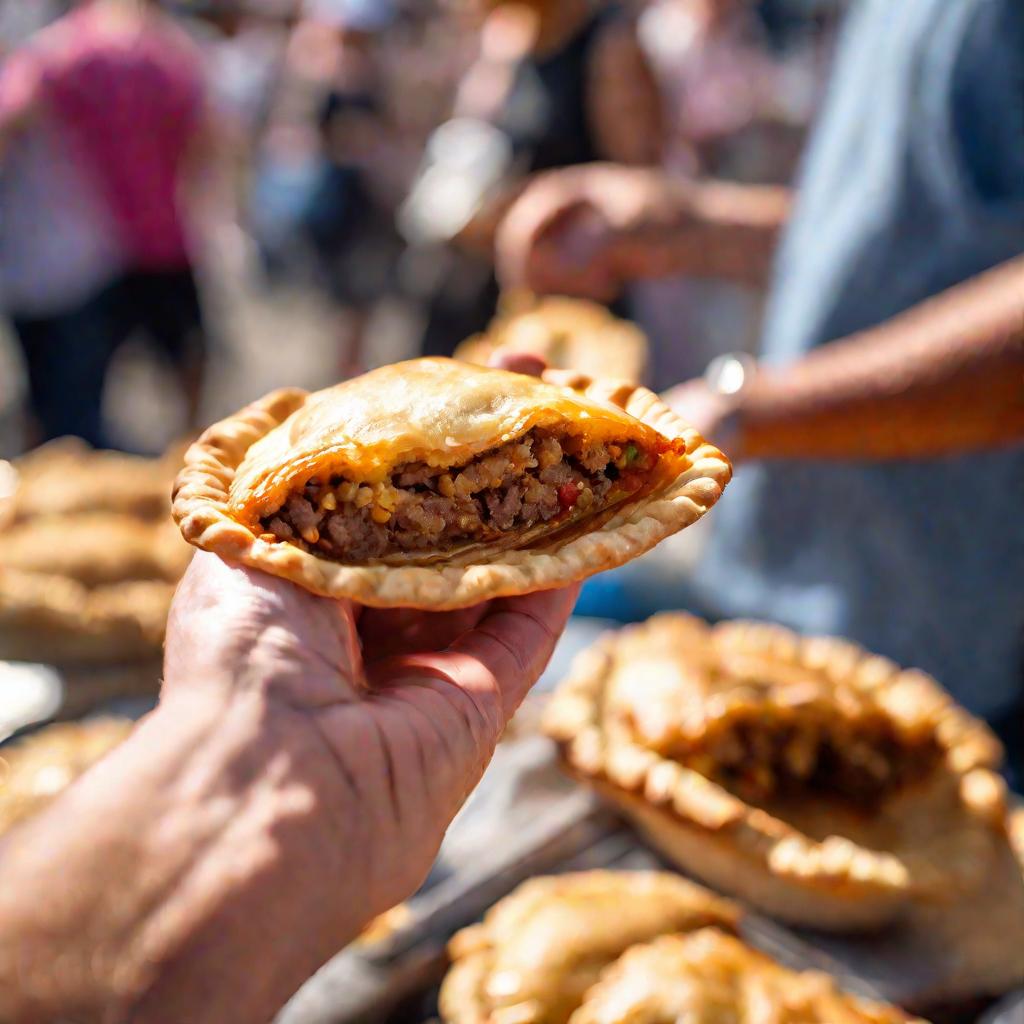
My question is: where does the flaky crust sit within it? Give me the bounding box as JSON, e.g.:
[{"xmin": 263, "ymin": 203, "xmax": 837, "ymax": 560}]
[
  {"xmin": 172, "ymin": 362, "xmax": 731, "ymax": 610},
  {"xmin": 0, "ymin": 717, "xmax": 134, "ymax": 837},
  {"xmin": 439, "ymin": 871, "xmax": 739, "ymax": 1024},
  {"xmin": 0, "ymin": 568, "xmax": 174, "ymax": 664},
  {"xmin": 454, "ymin": 297, "xmax": 649, "ymax": 384},
  {"xmin": 544, "ymin": 614, "xmax": 1007, "ymax": 932},
  {"xmin": 570, "ymin": 930, "xmax": 925, "ymax": 1024}
]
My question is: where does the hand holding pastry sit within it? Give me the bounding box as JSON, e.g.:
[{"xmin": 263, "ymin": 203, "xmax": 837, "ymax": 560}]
[{"xmin": 0, "ymin": 548, "xmax": 577, "ymax": 1022}]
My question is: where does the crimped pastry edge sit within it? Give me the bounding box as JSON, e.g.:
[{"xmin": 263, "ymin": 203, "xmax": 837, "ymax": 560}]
[
  {"xmin": 542, "ymin": 613, "xmax": 1006, "ymax": 932},
  {"xmin": 171, "ymin": 373, "xmax": 731, "ymax": 610}
]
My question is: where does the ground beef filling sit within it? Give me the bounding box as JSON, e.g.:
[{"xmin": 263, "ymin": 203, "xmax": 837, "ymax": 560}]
[
  {"xmin": 260, "ymin": 429, "xmax": 655, "ymax": 563},
  {"xmin": 673, "ymin": 717, "xmax": 943, "ymax": 808}
]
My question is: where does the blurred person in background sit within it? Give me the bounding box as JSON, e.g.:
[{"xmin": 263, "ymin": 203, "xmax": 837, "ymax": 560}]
[
  {"xmin": 8, "ymin": 0, "xmax": 216, "ymax": 439},
  {"xmin": 639, "ymin": 0, "xmax": 783, "ymax": 179},
  {"xmin": 413, "ymin": 0, "xmax": 665, "ymax": 358},
  {"xmin": 0, "ymin": 0, "xmax": 68, "ymax": 55},
  {"xmin": 632, "ymin": 0, "xmax": 806, "ymax": 388},
  {"xmin": 497, "ymin": 0, "xmax": 1024, "ymax": 769},
  {"xmin": 0, "ymin": 23, "xmax": 127, "ymax": 448},
  {"xmin": 250, "ymin": 0, "xmax": 399, "ymax": 377}
]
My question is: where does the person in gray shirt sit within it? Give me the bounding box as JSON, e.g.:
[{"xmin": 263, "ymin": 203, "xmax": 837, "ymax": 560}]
[{"xmin": 496, "ymin": 0, "xmax": 1024, "ymax": 759}]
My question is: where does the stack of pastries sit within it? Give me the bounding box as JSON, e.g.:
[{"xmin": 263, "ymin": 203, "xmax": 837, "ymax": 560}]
[
  {"xmin": 439, "ymin": 871, "xmax": 925, "ymax": 1024},
  {"xmin": 0, "ymin": 439, "xmax": 191, "ymax": 666}
]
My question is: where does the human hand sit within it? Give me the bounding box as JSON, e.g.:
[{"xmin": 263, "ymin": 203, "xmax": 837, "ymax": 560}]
[
  {"xmin": 166, "ymin": 550, "xmax": 579, "ymax": 922},
  {"xmin": 495, "ymin": 164, "xmax": 685, "ymax": 301}
]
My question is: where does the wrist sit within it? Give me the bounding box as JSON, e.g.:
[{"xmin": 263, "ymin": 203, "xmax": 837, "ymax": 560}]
[
  {"xmin": 0, "ymin": 693, "xmax": 365, "ymax": 1023},
  {"xmin": 128, "ymin": 693, "xmax": 367, "ymax": 1020}
]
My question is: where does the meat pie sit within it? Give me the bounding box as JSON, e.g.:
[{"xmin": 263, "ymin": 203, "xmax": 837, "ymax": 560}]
[{"xmin": 173, "ymin": 359, "xmax": 731, "ymax": 609}]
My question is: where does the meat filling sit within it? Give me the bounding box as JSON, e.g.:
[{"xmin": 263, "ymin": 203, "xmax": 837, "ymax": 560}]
[
  {"xmin": 673, "ymin": 716, "xmax": 943, "ymax": 808},
  {"xmin": 259, "ymin": 429, "xmax": 656, "ymax": 563}
]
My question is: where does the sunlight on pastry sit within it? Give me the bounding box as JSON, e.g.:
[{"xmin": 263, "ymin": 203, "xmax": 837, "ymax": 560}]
[
  {"xmin": 438, "ymin": 870, "xmax": 925, "ymax": 1024},
  {"xmin": 568, "ymin": 929, "xmax": 925, "ymax": 1024},
  {"xmin": 0, "ymin": 440, "xmax": 191, "ymax": 668},
  {"xmin": 545, "ymin": 614, "xmax": 1008, "ymax": 931},
  {"xmin": 439, "ymin": 871, "xmax": 739, "ymax": 1024},
  {"xmin": 173, "ymin": 359, "xmax": 731, "ymax": 608}
]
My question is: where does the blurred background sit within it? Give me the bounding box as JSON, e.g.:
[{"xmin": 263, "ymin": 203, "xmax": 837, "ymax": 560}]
[
  {"xmin": 0, "ymin": 0, "xmax": 843, "ymax": 457},
  {"xmin": 1, "ymin": 3, "xmax": 1023, "ymax": 1019}
]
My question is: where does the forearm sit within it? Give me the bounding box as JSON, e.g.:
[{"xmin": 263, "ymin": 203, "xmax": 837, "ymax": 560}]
[
  {"xmin": 615, "ymin": 177, "xmax": 791, "ymax": 289},
  {"xmin": 0, "ymin": 692, "xmax": 363, "ymax": 1023},
  {"xmin": 738, "ymin": 257, "xmax": 1024, "ymax": 460}
]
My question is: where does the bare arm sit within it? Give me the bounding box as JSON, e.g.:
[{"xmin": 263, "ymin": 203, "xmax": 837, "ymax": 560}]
[
  {"xmin": 672, "ymin": 257, "xmax": 1024, "ymax": 461},
  {"xmin": 0, "ymin": 690, "xmax": 359, "ymax": 1023},
  {"xmin": 497, "ymin": 165, "xmax": 791, "ymax": 300},
  {"xmin": 613, "ymin": 175, "xmax": 791, "ymax": 288}
]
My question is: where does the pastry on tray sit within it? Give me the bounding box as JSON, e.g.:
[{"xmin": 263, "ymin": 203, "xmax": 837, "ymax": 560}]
[
  {"xmin": 0, "ymin": 717, "xmax": 133, "ymax": 837},
  {"xmin": 173, "ymin": 359, "xmax": 730, "ymax": 609},
  {"xmin": 0, "ymin": 569, "xmax": 174, "ymax": 664},
  {"xmin": 544, "ymin": 614, "xmax": 1007, "ymax": 931},
  {"xmin": 2, "ymin": 438, "xmax": 182, "ymax": 525},
  {"xmin": 439, "ymin": 871, "xmax": 740, "ymax": 1024},
  {"xmin": 455, "ymin": 297, "xmax": 649, "ymax": 384},
  {"xmin": 0, "ymin": 441, "xmax": 191, "ymax": 666},
  {"xmin": 570, "ymin": 929, "xmax": 926, "ymax": 1024},
  {"xmin": 0, "ymin": 514, "xmax": 190, "ymax": 588}
]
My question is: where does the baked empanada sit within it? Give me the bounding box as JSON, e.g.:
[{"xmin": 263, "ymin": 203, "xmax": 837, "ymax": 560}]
[
  {"xmin": 569, "ymin": 930, "xmax": 925, "ymax": 1024},
  {"xmin": 6, "ymin": 438, "xmax": 182, "ymax": 524},
  {"xmin": 0, "ymin": 569, "xmax": 174, "ymax": 665},
  {"xmin": 439, "ymin": 871, "xmax": 740, "ymax": 1024},
  {"xmin": 0, "ymin": 514, "xmax": 191, "ymax": 588},
  {"xmin": 545, "ymin": 614, "xmax": 1007, "ymax": 931},
  {"xmin": 173, "ymin": 359, "xmax": 730, "ymax": 608}
]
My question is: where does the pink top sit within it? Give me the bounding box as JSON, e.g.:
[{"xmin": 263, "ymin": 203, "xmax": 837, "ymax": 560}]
[{"xmin": 39, "ymin": 4, "xmax": 207, "ymax": 271}]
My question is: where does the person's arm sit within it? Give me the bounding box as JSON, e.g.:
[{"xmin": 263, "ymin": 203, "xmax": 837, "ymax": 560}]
[
  {"xmin": 496, "ymin": 164, "xmax": 791, "ymax": 300},
  {"xmin": 0, "ymin": 552, "xmax": 578, "ymax": 1023},
  {"xmin": 669, "ymin": 256, "xmax": 1024, "ymax": 461}
]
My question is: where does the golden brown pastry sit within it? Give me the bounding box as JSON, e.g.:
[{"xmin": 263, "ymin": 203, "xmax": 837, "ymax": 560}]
[
  {"xmin": 356, "ymin": 903, "xmax": 412, "ymax": 947},
  {"xmin": 0, "ymin": 514, "xmax": 191, "ymax": 587},
  {"xmin": 173, "ymin": 359, "xmax": 730, "ymax": 609},
  {"xmin": 570, "ymin": 930, "xmax": 926, "ymax": 1024},
  {"xmin": 0, "ymin": 569, "xmax": 174, "ymax": 664},
  {"xmin": 455, "ymin": 298, "xmax": 649, "ymax": 384},
  {"xmin": 439, "ymin": 871, "xmax": 739, "ymax": 1024},
  {"xmin": 6, "ymin": 437, "xmax": 181, "ymax": 524},
  {"xmin": 544, "ymin": 614, "xmax": 1007, "ymax": 931},
  {"xmin": 0, "ymin": 718, "xmax": 133, "ymax": 836}
]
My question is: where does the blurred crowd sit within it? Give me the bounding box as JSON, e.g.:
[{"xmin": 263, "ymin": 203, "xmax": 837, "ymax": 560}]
[
  {"xmin": 1, "ymin": 0, "xmax": 1022, "ymax": 766},
  {"xmin": 0, "ymin": 0, "xmax": 836, "ymax": 453}
]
